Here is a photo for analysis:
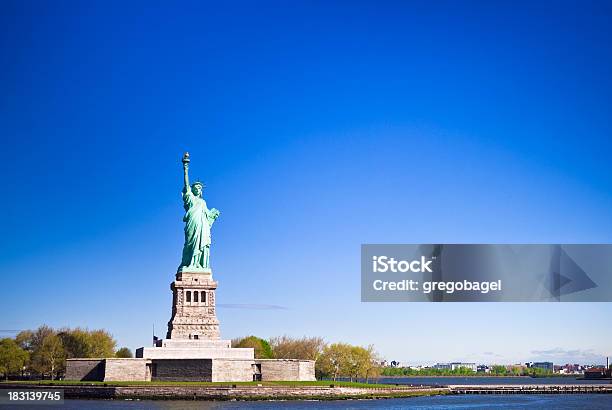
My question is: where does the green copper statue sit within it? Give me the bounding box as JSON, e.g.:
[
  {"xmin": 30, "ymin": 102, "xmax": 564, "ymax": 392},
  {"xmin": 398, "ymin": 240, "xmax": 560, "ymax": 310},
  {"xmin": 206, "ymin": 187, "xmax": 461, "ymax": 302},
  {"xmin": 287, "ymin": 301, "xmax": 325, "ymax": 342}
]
[{"xmin": 179, "ymin": 152, "xmax": 220, "ymax": 272}]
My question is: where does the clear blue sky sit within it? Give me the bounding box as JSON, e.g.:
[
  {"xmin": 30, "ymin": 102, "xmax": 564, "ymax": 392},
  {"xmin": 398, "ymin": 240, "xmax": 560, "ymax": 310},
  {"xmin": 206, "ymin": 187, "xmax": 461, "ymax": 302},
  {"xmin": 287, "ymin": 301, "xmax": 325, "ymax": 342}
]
[{"xmin": 1, "ymin": 1, "xmax": 611, "ymax": 365}]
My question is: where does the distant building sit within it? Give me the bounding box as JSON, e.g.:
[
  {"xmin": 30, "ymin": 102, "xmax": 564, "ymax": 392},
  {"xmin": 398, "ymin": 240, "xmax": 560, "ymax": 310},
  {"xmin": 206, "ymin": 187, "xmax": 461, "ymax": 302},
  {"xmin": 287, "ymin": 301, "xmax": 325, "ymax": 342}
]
[
  {"xmin": 451, "ymin": 362, "xmax": 477, "ymax": 371},
  {"xmin": 381, "ymin": 360, "xmax": 401, "ymax": 368},
  {"xmin": 434, "ymin": 362, "xmax": 477, "ymax": 371},
  {"xmin": 555, "ymin": 364, "xmax": 584, "ymax": 374},
  {"xmin": 526, "ymin": 362, "xmax": 553, "ymax": 372},
  {"xmin": 476, "ymin": 365, "xmax": 490, "ymax": 373},
  {"xmin": 584, "ymin": 358, "xmax": 611, "ymax": 379},
  {"xmin": 584, "ymin": 367, "xmax": 608, "ymax": 379}
]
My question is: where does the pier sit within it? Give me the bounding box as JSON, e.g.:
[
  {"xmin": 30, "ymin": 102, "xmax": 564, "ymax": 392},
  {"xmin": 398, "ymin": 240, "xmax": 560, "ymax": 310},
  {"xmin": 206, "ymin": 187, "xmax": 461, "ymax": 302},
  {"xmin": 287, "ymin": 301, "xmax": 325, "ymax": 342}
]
[{"xmin": 449, "ymin": 384, "xmax": 612, "ymax": 394}]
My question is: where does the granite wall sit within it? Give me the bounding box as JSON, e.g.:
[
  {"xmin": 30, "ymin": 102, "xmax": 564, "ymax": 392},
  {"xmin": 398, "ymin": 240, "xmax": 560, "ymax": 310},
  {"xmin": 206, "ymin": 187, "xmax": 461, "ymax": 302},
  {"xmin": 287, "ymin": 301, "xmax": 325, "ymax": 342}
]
[
  {"xmin": 256, "ymin": 359, "xmax": 316, "ymax": 381},
  {"xmin": 151, "ymin": 359, "xmax": 212, "ymax": 382},
  {"xmin": 103, "ymin": 359, "xmax": 148, "ymax": 382},
  {"xmin": 211, "ymin": 359, "xmax": 255, "ymax": 382},
  {"xmin": 65, "ymin": 359, "xmax": 104, "ymax": 381},
  {"xmin": 65, "ymin": 357, "xmax": 315, "ymax": 382},
  {"xmin": 65, "ymin": 359, "xmax": 149, "ymax": 382}
]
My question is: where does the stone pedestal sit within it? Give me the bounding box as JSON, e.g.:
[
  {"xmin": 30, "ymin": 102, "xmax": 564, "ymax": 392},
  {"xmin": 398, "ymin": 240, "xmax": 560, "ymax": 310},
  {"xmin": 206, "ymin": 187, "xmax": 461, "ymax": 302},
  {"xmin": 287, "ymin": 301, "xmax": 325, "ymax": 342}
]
[
  {"xmin": 125, "ymin": 268, "xmax": 316, "ymax": 382},
  {"xmin": 166, "ymin": 270, "xmax": 220, "ymax": 340}
]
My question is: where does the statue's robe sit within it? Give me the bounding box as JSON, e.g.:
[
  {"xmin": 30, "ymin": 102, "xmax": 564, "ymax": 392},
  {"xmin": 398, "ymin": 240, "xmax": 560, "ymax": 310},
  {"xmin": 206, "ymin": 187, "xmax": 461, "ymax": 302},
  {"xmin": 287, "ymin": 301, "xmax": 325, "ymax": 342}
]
[{"xmin": 180, "ymin": 190, "xmax": 212, "ymax": 269}]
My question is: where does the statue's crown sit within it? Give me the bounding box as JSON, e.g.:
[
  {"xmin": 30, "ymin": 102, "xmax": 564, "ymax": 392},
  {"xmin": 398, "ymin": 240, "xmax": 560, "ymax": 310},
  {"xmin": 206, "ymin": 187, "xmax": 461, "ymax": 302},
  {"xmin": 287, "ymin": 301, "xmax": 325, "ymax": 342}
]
[{"xmin": 192, "ymin": 180, "xmax": 205, "ymax": 188}]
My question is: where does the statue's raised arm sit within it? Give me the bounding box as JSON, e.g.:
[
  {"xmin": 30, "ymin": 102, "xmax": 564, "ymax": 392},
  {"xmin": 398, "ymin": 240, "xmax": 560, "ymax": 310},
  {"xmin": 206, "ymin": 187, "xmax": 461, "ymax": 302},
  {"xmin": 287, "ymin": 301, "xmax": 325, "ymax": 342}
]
[{"xmin": 182, "ymin": 152, "xmax": 191, "ymax": 194}]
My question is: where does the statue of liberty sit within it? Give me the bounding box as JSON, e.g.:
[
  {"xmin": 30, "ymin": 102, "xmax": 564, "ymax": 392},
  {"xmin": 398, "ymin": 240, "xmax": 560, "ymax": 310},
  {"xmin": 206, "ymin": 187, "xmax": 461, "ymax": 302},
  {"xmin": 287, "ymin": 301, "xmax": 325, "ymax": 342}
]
[{"xmin": 179, "ymin": 152, "xmax": 220, "ymax": 272}]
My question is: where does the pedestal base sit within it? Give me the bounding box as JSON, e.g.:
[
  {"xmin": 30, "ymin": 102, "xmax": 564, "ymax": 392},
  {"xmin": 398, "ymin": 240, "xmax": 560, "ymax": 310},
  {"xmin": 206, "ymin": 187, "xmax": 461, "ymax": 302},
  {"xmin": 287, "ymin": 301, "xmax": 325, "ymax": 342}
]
[
  {"xmin": 166, "ymin": 271, "xmax": 220, "ymax": 340},
  {"xmin": 136, "ymin": 346, "xmax": 254, "ymax": 360},
  {"xmin": 177, "ymin": 266, "xmax": 212, "ymax": 274}
]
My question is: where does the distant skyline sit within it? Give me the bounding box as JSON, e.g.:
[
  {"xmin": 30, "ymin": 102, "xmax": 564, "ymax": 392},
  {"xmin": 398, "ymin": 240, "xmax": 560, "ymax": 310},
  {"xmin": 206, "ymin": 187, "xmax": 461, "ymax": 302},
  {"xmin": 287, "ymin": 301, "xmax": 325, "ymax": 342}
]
[{"xmin": 1, "ymin": 1, "xmax": 612, "ymax": 366}]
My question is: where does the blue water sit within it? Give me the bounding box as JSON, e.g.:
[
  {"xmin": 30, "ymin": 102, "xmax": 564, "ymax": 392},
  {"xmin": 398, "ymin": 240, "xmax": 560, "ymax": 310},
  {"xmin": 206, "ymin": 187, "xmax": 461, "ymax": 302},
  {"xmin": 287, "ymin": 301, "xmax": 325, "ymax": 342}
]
[{"xmin": 25, "ymin": 395, "xmax": 612, "ymax": 409}]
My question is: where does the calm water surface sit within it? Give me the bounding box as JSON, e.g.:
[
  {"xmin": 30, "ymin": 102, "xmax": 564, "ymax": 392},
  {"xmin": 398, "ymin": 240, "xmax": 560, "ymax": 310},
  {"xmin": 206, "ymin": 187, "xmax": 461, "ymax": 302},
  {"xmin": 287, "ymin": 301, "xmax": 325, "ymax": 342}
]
[{"xmin": 13, "ymin": 395, "xmax": 610, "ymax": 409}]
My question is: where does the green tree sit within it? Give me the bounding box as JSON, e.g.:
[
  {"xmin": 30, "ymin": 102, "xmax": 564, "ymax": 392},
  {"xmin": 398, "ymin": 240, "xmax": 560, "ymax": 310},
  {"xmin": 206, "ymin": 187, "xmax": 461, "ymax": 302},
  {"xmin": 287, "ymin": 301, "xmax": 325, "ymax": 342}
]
[
  {"xmin": 0, "ymin": 338, "xmax": 29, "ymax": 380},
  {"xmin": 88, "ymin": 330, "xmax": 116, "ymax": 357},
  {"xmin": 510, "ymin": 366, "xmax": 523, "ymax": 376},
  {"xmin": 362, "ymin": 345, "xmax": 382, "ymax": 382},
  {"xmin": 115, "ymin": 347, "xmax": 133, "ymax": 358},
  {"xmin": 232, "ymin": 336, "xmax": 274, "ymax": 359},
  {"xmin": 30, "ymin": 334, "xmax": 65, "ymax": 380},
  {"xmin": 57, "ymin": 328, "xmax": 117, "ymax": 358},
  {"xmin": 318, "ymin": 343, "xmax": 380, "ymax": 382},
  {"xmin": 317, "ymin": 343, "xmax": 351, "ymax": 381},
  {"xmin": 14, "ymin": 325, "xmax": 119, "ymax": 379},
  {"xmin": 345, "ymin": 346, "xmax": 363, "ymax": 381},
  {"xmin": 58, "ymin": 328, "xmax": 91, "ymax": 358},
  {"xmin": 490, "ymin": 365, "xmax": 507, "ymax": 376}
]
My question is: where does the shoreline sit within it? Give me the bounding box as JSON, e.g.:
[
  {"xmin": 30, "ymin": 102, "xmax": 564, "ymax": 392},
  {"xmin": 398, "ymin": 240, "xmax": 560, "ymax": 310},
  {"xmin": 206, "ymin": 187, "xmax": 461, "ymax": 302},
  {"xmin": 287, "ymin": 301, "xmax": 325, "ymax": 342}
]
[
  {"xmin": 1, "ymin": 382, "xmax": 611, "ymax": 401},
  {"xmin": 0, "ymin": 383, "xmax": 446, "ymax": 401}
]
